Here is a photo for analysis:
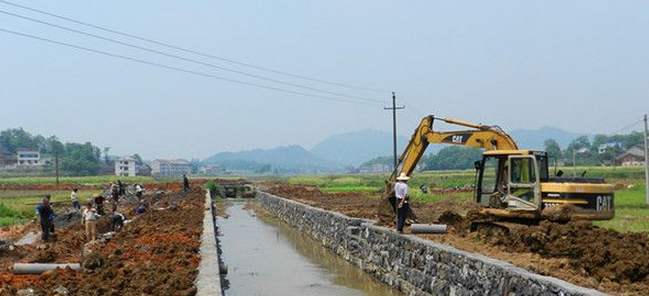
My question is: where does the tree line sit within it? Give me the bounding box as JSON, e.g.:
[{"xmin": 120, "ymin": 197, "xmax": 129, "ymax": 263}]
[
  {"xmin": 0, "ymin": 128, "xmax": 104, "ymax": 175},
  {"xmin": 544, "ymin": 131, "xmax": 644, "ymax": 166}
]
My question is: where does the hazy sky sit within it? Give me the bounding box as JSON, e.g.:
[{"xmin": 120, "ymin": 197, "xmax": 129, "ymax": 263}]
[{"xmin": 1, "ymin": 1, "xmax": 648, "ymax": 159}]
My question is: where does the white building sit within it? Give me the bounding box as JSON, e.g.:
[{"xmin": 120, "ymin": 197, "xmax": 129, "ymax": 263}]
[
  {"xmin": 151, "ymin": 159, "xmax": 191, "ymax": 177},
  {"xmin": 115, "ymin": 156, "xmax": 138, "ymax": 176},
  {"xmin": 16, "ymin": 148, "xmax": 41, "ymax": 166}
]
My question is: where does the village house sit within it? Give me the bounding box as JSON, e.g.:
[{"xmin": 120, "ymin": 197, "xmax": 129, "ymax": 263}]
[
  {"xmin": 115, "ymin": 155, "xmax": 139, "ymax": 177},
  {"xmin": 615, "ymin": 146, "xmax": 646, "ymax": 166},
  {"xmin": 151, "ymin": 159, "xmax": 191, "ymax": 177},
  {"xmin": 16, "ymin": 148, "xmax": 41, "ymax": 166}
]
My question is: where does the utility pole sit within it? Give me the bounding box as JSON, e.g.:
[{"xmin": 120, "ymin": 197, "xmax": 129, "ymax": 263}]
[
  {"xmin": 644, "ymin": 114, "xmax": 648, "ymax": 206},
  {"xmin": 55, "ymin": 153, "xmax": 60, "ymax": 188},
  {"xmin": 384, "ymin": 92, "xmax": 405, "ymax": 171},
  {"xmin": 572, "ymin": 150, "xmax": 576, "ymax": 177}
]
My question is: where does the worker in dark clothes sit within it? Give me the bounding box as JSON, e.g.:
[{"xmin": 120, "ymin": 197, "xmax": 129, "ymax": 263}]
[
  {"xmin": 35, "ymin": 198, "xmax": 53, "ymax": 241},
  {"xmin": 111, "ymin": 210, "xmax": 126, "ymax": 231},
  {"xmin": 117, "ymin": 180, "xmax": 125, "ymax": 196},
  {"xmin": 182, "ymin": 174, "xmax": 190, "ymax": 192},
  {"xmin": 110, "ymin": 182, "xmax": 120, "ymax": 203},
  {"xmin": 94, "ymin": 195, "xmax": 105, "ymax": 215},
  {"xmin": 44, "ymin": 194, "xmax": 55, "ymax": 234},
  {"xmin": 135, "ymin": 202, "xmax": 147, "ymax": 215}
]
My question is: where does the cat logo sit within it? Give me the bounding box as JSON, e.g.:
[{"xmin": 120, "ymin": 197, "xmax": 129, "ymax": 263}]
[{"xmin": 444, "ymin": 134, "xmax": 468, "ymax": 144}]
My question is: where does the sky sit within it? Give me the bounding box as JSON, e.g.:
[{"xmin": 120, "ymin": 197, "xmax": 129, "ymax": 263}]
[{"xmin": 1, "ymin": 1, "xmax": 648, "ymax": 159}]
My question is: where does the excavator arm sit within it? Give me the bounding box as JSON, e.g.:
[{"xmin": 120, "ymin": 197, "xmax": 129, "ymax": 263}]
[{"xmin": 388, "ymin": 115, "xmax": 518, "ymax": 182}]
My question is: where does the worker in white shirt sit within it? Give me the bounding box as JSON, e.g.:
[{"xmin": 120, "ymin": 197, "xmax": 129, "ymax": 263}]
[
  {"xmin": 71, "ymin": 188, "xmax": 80, "ymax": 210},
  {"xmin": 394, "ymin": 173, "xmax": 410, "ymax": 233},
  {"xmin": 83, "ymin": 202, "xmax": 100, "ymax": 242}
]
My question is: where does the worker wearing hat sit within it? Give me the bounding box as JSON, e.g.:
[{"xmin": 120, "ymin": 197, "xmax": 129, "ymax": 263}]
[{"xmin": 394, "ymin": 172, "xmax": 410, "ymax": 233}]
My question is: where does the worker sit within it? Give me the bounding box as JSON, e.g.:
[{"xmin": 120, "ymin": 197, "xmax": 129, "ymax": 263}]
[
  {"xmin": 44, "ymin": 194, "xmax": 55, "ymax": 234},
  {"xmin": 182, "ymin": 174, "xmax": 190, "ymax": 192},
  {"xmin": 83, "ymin": 202, "xmax": 99, "ymax": 242},
  {"xmin": 117, "ymin": 180, "xmax": 125, "ymax": 196},
  {"xmin": 110, "ymin": 182, "xmax": 120, "ymax": 204},
  {"xmin": 35, "ymin": 198, "xmax": 53, "ymax": 242},
  {"xmin": 135, "ymin": 184, "xmax": 144, "ymax": 200},
  {"xmin": 135, "ymin": 202, "xmax": 147, "ymax": 215},
  {"xmin": 111, "ymin": 210, "xmax": 126, "ymax": 232},
  {"xmin": 394, "ymin": 173, "xmax": 410, "ymax": 233},
  {"xmin": 71, "ymin": 188, "xmax": 80, "ymax": 210},
  {"xmin": 94, "ymin": 195, "xmax": 105, "ymax": 215}
]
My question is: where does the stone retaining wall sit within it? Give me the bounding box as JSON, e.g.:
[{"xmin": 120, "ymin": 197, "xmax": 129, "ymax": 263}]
[{"xmin": 258, "ymin": 192, "xmax": 607, "ymax": 296}]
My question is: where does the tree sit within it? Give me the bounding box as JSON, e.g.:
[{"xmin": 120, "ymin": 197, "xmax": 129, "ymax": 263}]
[
  {"xmin": 0, "ymin": 128, "xmax": 37, "ymax": 153},
  {"xmin": 132, "ymin": 153, "xmax": 144, "ymax": 165},
  {"xmin": 61, "ymin": 142, "xmax": 102, "ymax": 175},
  {"xmin": 423, "ymin": 147, "xmax": 483, "ymax": 170},
  {"xmin": 103, "ymin": 147, "xmax": 111, "ymax": 165},
  {"xmin": 543, "ymin": 139, "xmax": 562, "ymax": 161}
]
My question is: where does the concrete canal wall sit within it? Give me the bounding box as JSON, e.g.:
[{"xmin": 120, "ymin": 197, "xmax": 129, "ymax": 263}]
[
  {"xmin": 258, "ymin": 192, "xmax": 607, "ymax": 296},
  {"xmin": 195, "ymin": 190, "xmax": 225, "ymax": 296}
]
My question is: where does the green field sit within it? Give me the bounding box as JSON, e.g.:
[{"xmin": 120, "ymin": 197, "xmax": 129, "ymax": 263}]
[{"xmin": 285, "ymin": 166, "xmax": 648, "ymax": 232}]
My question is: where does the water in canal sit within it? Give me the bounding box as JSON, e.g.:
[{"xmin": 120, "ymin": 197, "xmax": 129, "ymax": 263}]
[{"xmin": 218, "ymin": 202, "xmax": 401, "ymax": 296}]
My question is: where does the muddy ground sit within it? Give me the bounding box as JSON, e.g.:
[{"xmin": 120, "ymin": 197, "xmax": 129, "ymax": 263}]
[
  {"xmin": 0, "ymin": 187, "xmax": 204, "ymax": 296},
  {"xmin": 264, "ymin": 183, "xmax": 649, "ymax": 296}
]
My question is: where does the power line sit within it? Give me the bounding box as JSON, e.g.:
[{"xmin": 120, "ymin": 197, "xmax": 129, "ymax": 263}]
[
  {"xmin": 609, "ymin": 119, "xmax": 643, "ymax": 135},
  {"xmin": 0, "ymin": 28, "xmax": 377, "ymax": 105},
  {"xmin": 0, "ymin": 9, "xmax": 384, "ymax": 104},
  {"xmin": 0, "ymin": 0, "xmax": 389, "ymax": 94}
]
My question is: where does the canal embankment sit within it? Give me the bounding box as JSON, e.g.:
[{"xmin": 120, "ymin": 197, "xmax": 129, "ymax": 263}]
[{"xmin": 257, "ymin": 191, "xmax": 607, "ymax": 296}]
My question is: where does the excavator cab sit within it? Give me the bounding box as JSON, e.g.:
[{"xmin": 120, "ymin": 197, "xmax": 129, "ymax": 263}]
[{"xmin": 475, "ymin": 150, "xmax": 546, "ymax": 213}]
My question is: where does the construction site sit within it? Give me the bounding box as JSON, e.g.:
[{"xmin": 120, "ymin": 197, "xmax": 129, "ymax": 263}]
[{"xmin": 2, "ymin": 1, "xmax": 649, "ymax": 295}]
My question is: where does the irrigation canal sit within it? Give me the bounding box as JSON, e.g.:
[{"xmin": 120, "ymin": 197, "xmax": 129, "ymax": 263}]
[{"xmin": 218, "ymin": 202, "xmax": 401, "ymax": 296}]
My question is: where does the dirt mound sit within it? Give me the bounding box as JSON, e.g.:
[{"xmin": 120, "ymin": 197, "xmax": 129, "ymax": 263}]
[
  {"xmin": 0, "ymin": 188, "xmax": 204, "ymax": 296},
  {"xmin": 487, "ymin": 221, "xmax": 649, "ymax": 283}
]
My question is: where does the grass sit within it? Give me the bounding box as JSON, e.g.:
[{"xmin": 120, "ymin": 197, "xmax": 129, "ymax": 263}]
[
  {"xmin": 595, "ymin": 183, "xmax": 649, "ymax": 233},
  {"xmin": 0, "ymin": 203, "xmax": 27, "ymax": 227}
]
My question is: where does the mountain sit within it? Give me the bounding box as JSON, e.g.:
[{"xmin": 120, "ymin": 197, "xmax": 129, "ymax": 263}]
[
  {"xmin": 203, "ymin": 145, "xmax": 340, "ymax": 173},
  {"xmin": 310, "ymin": 129, "xmax": 409, "ymax": 167},
  {"xmin": 509, "ymin": 127, "xmax": 583, "ymax": 150}
]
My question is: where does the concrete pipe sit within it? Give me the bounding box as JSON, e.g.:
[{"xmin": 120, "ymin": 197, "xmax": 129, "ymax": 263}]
[
  {"xmin": 12, "ymin": 263, "xmax": 81, "ymax": 274},
  {"xmin": 410, "ymin": 224, "xmax": 448, "ymax": 234}
]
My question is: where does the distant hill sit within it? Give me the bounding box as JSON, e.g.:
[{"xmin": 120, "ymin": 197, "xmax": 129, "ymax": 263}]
[
  {"xmin": 202, "ymin": 127, "xmax": 583, "ymax": 173},
  {"xmin": 509, "ymin": 126, "xmax": 583, "ymax": 150},
  {"xmin": 310, "ymin": 129, "xmax": 408, "ymax": 167},
  {"xmin": 203, "ymin": 145, "xmax": 340, "ymax": 173}
]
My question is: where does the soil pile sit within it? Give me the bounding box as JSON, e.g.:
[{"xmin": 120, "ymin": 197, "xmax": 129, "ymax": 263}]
[
  {"xmin": 0, "ymin": 188, "xmax": 203, "ymax": 296},
  {"xmin": 490, "ymin": 221, "xmax": 649, "ymax": 283}
]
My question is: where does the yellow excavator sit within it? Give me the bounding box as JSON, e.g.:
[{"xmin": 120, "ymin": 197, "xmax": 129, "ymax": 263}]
[{"xmin": 386, "ymin": 115, "xmax": 615, "ymax": 223}]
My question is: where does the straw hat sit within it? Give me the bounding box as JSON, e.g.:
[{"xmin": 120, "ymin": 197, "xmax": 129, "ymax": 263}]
[{"xmin": 396, "ymin": 173, "xmax": 410, "ymax": 181}]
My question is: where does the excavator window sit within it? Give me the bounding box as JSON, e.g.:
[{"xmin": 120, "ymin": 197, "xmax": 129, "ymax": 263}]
[
  {"xmin": 480, "ymin": 156, "xmax": 499, "ymax": 195},
  {"xmin": 510, "ymin": 158, "xmax": 535, "ymax": 184},
  {"xmin": 508, "ymin": 156, "xmax": 538, "ymax": 202}
]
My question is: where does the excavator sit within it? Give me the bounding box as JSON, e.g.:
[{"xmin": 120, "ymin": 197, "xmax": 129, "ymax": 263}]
[{"xmin": 385, "ymin": 115, "xmax": 615, "ymax": 224}]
